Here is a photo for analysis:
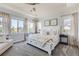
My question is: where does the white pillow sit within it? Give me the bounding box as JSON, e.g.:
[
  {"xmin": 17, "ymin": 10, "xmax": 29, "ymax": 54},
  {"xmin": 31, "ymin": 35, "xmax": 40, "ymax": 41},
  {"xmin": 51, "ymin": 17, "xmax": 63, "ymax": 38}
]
[{"xmin": 0, "ymin": 36, "xmax": 7, "ymax": 43}]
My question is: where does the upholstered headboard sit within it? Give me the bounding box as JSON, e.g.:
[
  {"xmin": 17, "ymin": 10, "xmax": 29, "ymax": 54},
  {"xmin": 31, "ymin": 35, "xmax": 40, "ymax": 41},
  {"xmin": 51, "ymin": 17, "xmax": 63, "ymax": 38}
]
[{"xmin": 42, "ymin": 26, "xmax": 59, "ymax": 36}]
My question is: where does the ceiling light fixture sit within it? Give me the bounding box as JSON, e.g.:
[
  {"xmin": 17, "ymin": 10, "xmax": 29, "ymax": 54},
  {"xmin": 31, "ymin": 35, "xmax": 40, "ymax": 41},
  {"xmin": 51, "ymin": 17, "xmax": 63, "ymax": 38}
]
[{"xmin": 26, "ymin": 3, "xmax": 40, "ymax": 5}]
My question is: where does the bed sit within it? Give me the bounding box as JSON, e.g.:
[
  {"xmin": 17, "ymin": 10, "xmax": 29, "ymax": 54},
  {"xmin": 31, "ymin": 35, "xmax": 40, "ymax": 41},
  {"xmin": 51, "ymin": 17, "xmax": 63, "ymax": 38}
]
[{"xmin": 27, "ymin": 27, "xmax": 59, "ymax": 55}]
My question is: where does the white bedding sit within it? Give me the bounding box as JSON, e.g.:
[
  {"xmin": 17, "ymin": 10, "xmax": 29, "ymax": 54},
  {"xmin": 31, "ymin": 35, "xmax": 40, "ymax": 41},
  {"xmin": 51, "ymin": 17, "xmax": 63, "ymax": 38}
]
[
  {"xmin": 27, "ymin": 26, "xmax": 60, "ymax": 55},
  {"xmin": 28, "ymin": 33, "xmax": 59, "ymax": 50},
  {"xmin": 28, "ymin": 34, "xmax": 59, "ymax": 44}
]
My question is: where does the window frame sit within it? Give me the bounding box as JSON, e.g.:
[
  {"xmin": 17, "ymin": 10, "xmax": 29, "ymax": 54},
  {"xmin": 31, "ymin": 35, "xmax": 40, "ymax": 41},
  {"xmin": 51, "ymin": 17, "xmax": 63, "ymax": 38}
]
[
  {"xmin": 18, "ymin": 20, "xmax": 24, "ymax": 32},
  {"xmin": 11, "ymin": 17, "xmax": 24, "ymax": 34},
  {"xmin": 0, "ymin": 16, "xmax": 4, "ymax": 34},
  {"xmin": 28, "ymin": 20, "xmax": 41, "ymax": 34},
  {"xmin": 62, "ymin": 15, "xmax": 72, "ymax": 35},
  {"xmin": 11, "ymin": 18, "xmax": 18, "ymax": 33}
]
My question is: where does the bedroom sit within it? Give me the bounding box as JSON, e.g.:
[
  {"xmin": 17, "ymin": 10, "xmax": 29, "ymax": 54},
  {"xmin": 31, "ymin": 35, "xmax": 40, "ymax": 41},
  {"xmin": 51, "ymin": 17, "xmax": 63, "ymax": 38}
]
[{"xmin": 0, "ymin": 3, "xmax": 79, "ymax": 56}]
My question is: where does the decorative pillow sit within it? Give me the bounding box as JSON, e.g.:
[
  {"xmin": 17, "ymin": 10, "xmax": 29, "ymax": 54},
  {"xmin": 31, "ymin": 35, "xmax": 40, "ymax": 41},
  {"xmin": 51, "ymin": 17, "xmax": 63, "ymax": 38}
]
[{"xmin": 0, "ymin": 36, "xmax": 7, "ymax": 43}]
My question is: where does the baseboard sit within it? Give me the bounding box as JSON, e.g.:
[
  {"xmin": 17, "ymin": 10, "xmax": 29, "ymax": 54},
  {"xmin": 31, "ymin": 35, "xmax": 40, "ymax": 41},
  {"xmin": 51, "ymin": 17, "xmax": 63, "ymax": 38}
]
[{"xmin": 14, "ymin": 40, "xmax": 26, "ymax": 44}]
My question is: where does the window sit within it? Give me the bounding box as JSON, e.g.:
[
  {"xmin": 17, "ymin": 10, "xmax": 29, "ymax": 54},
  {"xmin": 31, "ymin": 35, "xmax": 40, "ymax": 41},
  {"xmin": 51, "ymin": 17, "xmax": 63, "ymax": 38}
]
[
  {"xmin": 11, "ymin": 19, "xmax": 17, "ymax": 33},
  {"xmin": 0, "ymin": 17, "xmax": 3, "ymax": 33},
  {"xmin": 36, "ymin": 21, "xmax": 41, "ymax": 33},
  {"xmin": 11, "ymin": 18, "xmax": 24, "ymax": 33},
  {"xmin": 63, "ymin": 17, "xmax": 72, "ymax": 34},
  {"xmin": 28, "ymin": 21, "xmax": 41, "ymax": 33},
  {"xmin": 18, "ymin": 20, "xmax": 24, "ymax": 32},
  {"xmin": 28, "ymin": 22, "xmax": 35, "ymax": 33}
]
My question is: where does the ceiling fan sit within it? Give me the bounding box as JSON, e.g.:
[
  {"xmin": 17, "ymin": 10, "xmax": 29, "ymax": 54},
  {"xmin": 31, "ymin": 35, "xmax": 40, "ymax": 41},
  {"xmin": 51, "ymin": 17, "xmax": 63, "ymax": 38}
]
[{"xmin": 26, "ymin": 3, "xmax": 40, "ymax": 5}]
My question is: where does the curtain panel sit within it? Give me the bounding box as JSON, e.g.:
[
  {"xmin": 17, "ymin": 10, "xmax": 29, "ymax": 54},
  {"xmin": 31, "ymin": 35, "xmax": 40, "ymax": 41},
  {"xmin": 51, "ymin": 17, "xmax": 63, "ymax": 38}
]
[
  {"xmin": 61, "ymin": 14, "xmax": 79, "ymax": 47},
  {"xmin": 0, "ymin": 12, "xmax": 11, "ymax": 35}
]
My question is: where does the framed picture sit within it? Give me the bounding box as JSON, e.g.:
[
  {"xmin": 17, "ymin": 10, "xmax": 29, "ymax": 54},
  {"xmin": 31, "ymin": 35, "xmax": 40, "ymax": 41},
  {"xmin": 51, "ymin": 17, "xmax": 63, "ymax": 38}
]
[
  {"xmin": 50, "ymin": 19, "xmax": 57, "ymax": 26},
  {"xmin": 44, "ymin": 20, "xmax": 49, "ymax": 26}
]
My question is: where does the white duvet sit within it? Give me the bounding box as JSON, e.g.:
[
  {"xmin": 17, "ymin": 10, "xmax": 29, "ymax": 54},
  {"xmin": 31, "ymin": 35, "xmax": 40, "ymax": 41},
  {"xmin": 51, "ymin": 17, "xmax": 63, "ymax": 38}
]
[{"xmin": 28, "ymin": 34, "xmax": 59, "ymax": 47}]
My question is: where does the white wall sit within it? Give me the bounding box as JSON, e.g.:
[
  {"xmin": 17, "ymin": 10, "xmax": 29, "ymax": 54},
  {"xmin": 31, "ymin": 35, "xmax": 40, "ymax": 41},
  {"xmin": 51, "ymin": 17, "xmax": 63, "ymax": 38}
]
[{"xmin": 11, "ymin": 33, "xmax": 25, "ymax": 42}]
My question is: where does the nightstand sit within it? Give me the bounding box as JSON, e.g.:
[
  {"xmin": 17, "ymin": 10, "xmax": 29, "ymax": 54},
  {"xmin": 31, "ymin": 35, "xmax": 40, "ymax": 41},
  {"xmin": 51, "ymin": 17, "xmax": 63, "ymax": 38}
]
[{"xmin": 59, "ymin": 34, "xmax": 68, "ymax": 45}]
